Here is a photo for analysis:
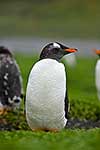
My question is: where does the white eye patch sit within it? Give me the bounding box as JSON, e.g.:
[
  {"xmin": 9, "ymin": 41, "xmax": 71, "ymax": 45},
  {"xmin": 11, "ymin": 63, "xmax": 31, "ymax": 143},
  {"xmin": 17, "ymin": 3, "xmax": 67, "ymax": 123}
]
[{"xmin": 53, "ymin": 42, "xmax": 61, "ymax": 48}]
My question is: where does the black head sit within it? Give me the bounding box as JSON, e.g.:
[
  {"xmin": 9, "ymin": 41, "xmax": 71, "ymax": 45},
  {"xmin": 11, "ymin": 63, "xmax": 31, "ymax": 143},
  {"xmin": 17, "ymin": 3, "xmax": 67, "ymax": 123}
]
[
  {"xmin": 0, "ymin": 46, "xmax": 13, "ymax": 57},
  {"xmin": 39, "ymin": 42, "xmax": 78, "ymax": 61}
]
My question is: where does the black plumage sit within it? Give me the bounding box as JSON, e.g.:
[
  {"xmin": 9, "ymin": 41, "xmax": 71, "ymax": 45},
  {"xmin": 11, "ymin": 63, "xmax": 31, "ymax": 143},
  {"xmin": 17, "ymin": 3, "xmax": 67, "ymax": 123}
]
[{"xmin": 0, "ymin": 46, "xmax": 23, "ymax": 114}]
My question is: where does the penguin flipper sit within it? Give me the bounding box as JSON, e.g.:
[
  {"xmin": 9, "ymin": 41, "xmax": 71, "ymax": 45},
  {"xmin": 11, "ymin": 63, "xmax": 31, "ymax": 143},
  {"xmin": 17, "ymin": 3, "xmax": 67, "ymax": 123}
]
[{"xmin": 64, "ymin": 91, "xmax": 69, "ymax": 119}]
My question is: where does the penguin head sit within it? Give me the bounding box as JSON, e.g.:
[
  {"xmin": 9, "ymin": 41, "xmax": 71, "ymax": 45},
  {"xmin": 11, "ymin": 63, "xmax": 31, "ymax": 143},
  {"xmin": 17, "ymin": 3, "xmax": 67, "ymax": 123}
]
[
  {"xmin": 40, "ymin": 42, "xmax": 77, "ymax": 61},
  {"xmin": 0, "ymin": 46, "xmax": 13, "ymax": 57},
  {"xmin": 94, "ymin": 49, "xmax": 100, "ymax": 58}
]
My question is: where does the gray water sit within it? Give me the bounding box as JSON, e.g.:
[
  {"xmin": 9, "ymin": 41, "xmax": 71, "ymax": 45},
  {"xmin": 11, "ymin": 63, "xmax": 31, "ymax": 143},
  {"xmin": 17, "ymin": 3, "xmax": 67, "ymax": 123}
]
[{"xmin": 0, "ymin": 37, "xmax": 100, "ymax": 56}]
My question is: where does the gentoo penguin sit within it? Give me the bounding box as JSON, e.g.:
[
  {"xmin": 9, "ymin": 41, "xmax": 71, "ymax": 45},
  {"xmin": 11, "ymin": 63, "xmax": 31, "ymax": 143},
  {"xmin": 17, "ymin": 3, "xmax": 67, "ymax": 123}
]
[
  {"xmin": 26, "ymin": 42, "xmax": 77, "ymax": 131},
  {"xmin": 0, "ymin": 46, "xmax": 23, "ymax": 115},
  {"xmin": 95, "ymin": 49, "xmax": 100, "ymax": 100}
]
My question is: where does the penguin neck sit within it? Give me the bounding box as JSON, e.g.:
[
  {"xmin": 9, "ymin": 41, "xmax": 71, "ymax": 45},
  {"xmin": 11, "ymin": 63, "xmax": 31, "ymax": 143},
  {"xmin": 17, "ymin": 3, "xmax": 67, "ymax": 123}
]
[{"xmin": 39, "ymin": 57, "xmax": 61, "ymax": 62}]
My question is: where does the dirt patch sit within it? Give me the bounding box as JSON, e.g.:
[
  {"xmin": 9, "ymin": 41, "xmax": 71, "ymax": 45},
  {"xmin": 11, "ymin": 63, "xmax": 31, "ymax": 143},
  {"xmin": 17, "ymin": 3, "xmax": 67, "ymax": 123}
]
[{"xmin": 67, "ymin": 118, "xmax": 100, "ymax": 129}]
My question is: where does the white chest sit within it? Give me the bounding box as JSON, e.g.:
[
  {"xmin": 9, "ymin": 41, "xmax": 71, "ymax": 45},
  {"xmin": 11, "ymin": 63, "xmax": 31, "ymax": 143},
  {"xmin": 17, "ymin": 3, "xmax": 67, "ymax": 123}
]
[
  {"xmin": 26, "ymin": 59, "xmax": 67, "ymax": 130},
  {"xmin": 95, "ymin": 60, "xmax": 100, "ymax": 100}
]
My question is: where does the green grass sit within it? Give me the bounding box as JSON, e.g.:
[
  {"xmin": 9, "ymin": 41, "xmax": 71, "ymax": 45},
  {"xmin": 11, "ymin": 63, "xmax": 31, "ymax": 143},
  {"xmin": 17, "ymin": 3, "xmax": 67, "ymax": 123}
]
[
  {"xmin": 0, "ymin": 54, "xmax": 100, "ymax": 150},
  {"xmin": 0, "ymin": 129, "xmax": 100, "ymax": 150},
  {"xmin": 64, "ymin": 57, "xmax": 100, "ymax": 120}
]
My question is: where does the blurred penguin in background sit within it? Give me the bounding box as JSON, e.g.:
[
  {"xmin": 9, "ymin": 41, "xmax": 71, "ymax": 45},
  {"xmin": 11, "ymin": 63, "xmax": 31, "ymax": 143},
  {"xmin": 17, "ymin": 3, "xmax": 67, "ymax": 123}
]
[
  {"xmin": 94, "ymin": 49, "xmax": 100, "ymax": 100},
  {"xmin": 0, "ymin": 46, "xmax": 23, "ymax": 115},
  {"xmin": 63, "ymin": 53, "xmax": 77, "ymax": 68}
]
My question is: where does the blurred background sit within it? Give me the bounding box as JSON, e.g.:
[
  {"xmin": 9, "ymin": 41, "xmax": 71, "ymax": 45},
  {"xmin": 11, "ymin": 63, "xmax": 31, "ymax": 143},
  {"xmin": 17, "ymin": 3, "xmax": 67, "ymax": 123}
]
[{"xmin": 0, "ymin": 0, "xmax": 100, "ymax": 55}]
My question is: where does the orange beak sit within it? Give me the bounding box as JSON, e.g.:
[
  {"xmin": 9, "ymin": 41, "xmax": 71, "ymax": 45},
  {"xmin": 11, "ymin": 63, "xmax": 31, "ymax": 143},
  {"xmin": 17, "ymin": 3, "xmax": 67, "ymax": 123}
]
[
  {"xmin": 93, "ymin": 49, "xmax": 100, "ymax": 55},
  {"xmin": 64, "ymin": 48, "xmax": 78, "ymax": 53}
]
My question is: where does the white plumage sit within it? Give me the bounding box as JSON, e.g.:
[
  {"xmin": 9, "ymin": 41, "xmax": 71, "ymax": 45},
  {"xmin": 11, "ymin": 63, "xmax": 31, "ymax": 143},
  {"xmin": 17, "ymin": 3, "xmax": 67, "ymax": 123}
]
[
  {"xmin": 26, "ymin": 59, "xmax": 67, "ymax": 130},
  {"xmin": 95, "ymin": 59, "xmax": 100, "ymax": 100}
]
